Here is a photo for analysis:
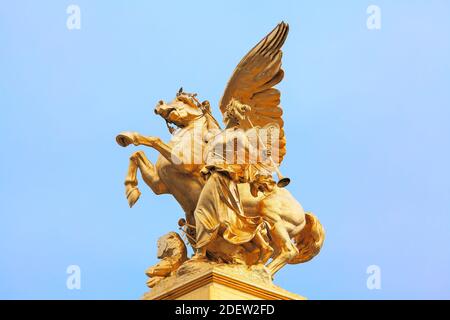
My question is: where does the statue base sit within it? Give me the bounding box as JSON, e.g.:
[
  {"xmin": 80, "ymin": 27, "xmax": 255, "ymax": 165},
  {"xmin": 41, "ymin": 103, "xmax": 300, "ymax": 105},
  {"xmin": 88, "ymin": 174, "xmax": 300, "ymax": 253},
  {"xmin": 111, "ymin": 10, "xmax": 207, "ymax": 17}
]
[{"xmin": 142, "ymin": 260, "xmax": 305, "ymax": 300}]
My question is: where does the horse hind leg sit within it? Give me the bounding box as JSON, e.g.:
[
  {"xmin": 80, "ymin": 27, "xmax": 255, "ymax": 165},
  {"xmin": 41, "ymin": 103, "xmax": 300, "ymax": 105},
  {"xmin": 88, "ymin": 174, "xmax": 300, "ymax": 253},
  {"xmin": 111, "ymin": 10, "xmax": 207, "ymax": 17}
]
[{"xmin": 266, "ymin": 221, "xmax": 299, "ymax": 276}]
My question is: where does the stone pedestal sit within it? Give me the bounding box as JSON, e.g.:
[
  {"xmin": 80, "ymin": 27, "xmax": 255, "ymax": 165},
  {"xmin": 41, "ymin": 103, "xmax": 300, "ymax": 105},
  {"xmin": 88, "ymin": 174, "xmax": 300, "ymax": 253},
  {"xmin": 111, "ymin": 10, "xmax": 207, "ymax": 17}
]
[{"xmin": 142, "ymin": 261, "xmax": 305, "ymax": 300}]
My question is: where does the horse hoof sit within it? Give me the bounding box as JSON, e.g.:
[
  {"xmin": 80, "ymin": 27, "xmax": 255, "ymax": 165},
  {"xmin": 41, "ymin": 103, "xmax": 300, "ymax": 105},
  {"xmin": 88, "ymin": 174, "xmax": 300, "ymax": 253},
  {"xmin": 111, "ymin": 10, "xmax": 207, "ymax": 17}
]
[
  {"xmin": 127, "ymin": 187, "xmax": 141, "ymax": 207},
  {"xmin": 116, "ymin": 132, "xmax": 135, "ymax": 147}
]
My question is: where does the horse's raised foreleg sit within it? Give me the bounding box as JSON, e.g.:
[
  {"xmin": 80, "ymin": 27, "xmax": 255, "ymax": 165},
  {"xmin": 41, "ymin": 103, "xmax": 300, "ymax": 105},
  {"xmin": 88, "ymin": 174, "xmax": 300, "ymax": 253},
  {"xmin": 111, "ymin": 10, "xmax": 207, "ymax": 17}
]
[
  {"xmin": 125, "ymin": 150, "xmax": 168, "ymax": 207},
  {"xmin": 117, "ymin": 132, "xmax": 183, "ymax": 167},
  {"xmin": 125, "ymin": 155, "xmax": 141, "ymax": 207}
]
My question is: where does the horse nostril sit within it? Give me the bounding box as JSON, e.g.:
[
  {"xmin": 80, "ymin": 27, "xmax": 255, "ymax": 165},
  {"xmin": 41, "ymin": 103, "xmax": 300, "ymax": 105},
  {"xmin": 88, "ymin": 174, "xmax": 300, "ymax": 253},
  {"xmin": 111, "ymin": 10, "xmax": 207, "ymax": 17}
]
[{"xmin": 154, "ymin": 108, "xmax": 158, "ymax": 115}]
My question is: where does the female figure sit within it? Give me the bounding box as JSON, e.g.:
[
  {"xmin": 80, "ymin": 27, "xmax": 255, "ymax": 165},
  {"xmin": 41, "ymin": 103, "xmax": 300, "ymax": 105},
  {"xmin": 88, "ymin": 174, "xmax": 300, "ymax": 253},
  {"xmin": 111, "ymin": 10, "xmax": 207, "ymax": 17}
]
[{"xmin": 192, "ymin": 99, "xmax": 273, "ymax": 263}]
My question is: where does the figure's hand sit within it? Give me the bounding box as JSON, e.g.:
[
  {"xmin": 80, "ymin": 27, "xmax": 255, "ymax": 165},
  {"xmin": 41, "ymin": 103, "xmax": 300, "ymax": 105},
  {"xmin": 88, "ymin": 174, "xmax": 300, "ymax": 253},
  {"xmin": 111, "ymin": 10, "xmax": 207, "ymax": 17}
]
[
  {"xmin": 250, "ymin": 174, "xmax": 276, "ymax": 197},
  {"xmin": 250, "ymin": 182, "xmax": 260, "ymax": 197},
  {"xmin": 116, "ymin": 132, "xmax": 139, "ymax": 147}
]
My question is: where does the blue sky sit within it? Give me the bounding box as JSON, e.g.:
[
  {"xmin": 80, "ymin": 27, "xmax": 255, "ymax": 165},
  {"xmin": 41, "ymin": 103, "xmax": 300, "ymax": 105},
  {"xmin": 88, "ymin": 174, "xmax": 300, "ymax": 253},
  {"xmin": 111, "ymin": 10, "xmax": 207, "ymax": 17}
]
[{"xmin": 0, "ymin": 0, "xmax": 449, "ymax": 299}]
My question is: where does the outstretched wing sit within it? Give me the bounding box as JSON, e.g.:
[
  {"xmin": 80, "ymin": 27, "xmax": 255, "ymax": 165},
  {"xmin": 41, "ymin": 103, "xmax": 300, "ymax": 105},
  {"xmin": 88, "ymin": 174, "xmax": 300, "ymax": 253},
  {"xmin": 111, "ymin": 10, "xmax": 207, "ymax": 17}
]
[{"xmin": 219, "ymin": 22, "xmax": 288, "ymax": 164}]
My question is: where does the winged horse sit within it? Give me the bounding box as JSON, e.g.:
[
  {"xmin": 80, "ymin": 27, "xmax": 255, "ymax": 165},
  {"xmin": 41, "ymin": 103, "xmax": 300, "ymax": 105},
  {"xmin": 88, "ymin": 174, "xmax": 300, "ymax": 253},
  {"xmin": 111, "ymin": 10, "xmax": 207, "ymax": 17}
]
[{"xmin": 116, "ymin": 22, "xmax": 324, "ymax": 275}]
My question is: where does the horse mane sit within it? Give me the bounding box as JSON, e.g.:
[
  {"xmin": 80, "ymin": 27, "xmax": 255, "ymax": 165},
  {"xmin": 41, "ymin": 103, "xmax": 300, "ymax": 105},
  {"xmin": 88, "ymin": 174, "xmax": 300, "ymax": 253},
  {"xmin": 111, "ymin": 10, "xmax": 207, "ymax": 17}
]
[
  {"xmin": 170, "ymin": 110, "xmax": 219, "ymax": 147},
  {"xmin": 176, "ymin": 88, "xmax": 222, "ymax": 131}
]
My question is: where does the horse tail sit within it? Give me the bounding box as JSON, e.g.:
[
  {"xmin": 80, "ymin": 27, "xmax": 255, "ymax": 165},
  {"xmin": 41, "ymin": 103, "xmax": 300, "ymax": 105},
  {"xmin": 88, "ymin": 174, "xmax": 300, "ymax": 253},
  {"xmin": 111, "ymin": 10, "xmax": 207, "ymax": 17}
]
[{"xmin": 289, "ymin": 212, "xmax": 325, "ymax": 264}]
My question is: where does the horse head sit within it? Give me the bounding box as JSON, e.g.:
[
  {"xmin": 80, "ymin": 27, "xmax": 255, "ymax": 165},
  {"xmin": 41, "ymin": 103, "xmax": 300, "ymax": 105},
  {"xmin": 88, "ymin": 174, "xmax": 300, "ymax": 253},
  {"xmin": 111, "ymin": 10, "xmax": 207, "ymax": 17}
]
[{"xmin": 154, "ymin": 88, "xmax": 206, "ymax": 131}]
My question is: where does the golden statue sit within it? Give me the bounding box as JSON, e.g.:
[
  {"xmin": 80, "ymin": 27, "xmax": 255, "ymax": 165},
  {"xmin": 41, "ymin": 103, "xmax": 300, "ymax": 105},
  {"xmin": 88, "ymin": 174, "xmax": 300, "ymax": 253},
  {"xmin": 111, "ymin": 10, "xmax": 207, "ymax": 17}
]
[{"xmin": 116, "ymin": 22, "xmax": 325, "ymax": 299}]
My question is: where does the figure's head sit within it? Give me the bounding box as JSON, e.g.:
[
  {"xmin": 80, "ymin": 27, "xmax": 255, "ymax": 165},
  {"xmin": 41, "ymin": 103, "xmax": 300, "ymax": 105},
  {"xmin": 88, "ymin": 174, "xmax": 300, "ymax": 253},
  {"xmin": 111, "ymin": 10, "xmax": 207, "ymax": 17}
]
[
  {"xmin": 224, "ymin": 98, "xmax": 251, "ymax": 127},
  {"xmin": 154, "ymin": 88, "xmax": 205, "ymax": 129}
]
